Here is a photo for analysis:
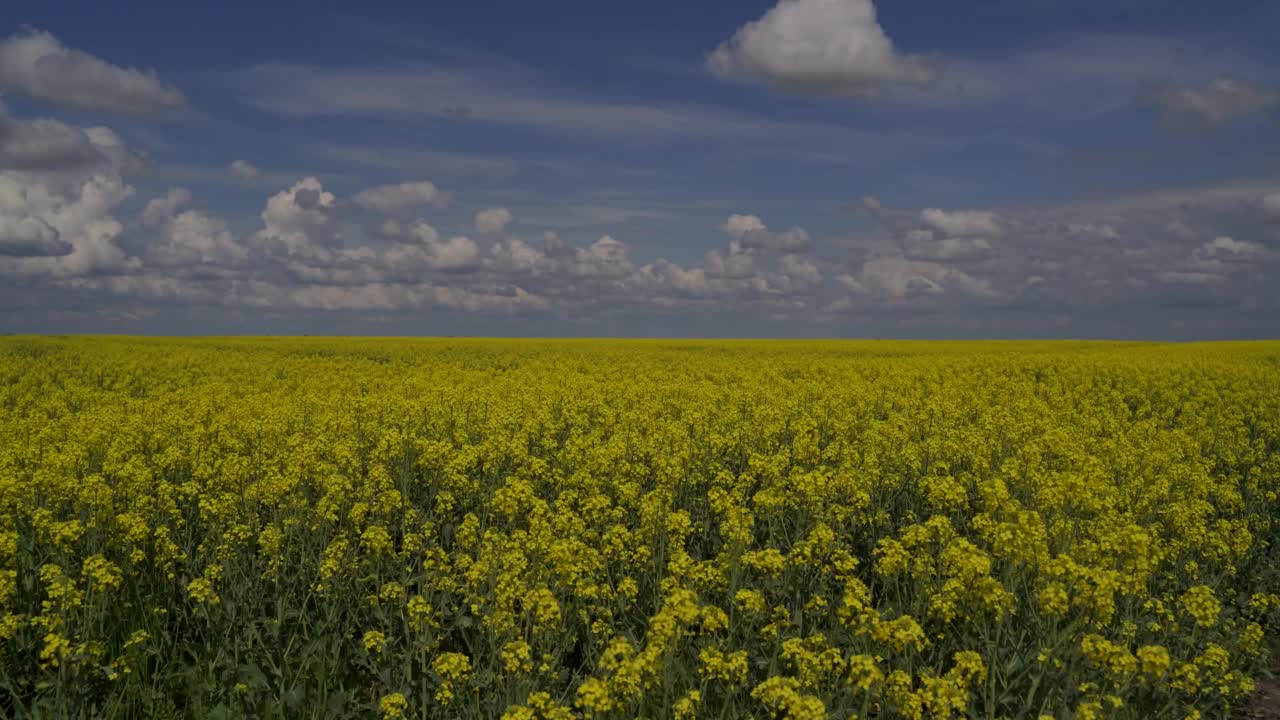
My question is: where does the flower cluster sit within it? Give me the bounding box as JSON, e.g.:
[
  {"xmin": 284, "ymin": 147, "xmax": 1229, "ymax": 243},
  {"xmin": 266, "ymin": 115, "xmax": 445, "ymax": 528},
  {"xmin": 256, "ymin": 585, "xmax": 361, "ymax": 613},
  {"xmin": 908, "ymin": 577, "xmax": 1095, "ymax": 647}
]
[{"xmin": 1, "ymin": 337, "xmax": 1278, "ymax": 718}]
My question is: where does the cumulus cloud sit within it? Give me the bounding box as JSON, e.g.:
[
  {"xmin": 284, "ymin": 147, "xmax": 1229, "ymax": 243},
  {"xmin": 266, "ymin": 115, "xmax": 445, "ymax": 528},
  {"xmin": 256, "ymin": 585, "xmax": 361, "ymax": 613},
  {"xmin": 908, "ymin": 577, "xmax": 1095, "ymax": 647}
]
[
  {"xmin": 0, "ymin": 216, "xmax": 68, "ymax": 257},
  {"xmin": 487, "ymin": 237, "xmax": 556, "ymax": 276},
  {"xmin": 826, "ymin": 182, "xmax": 1280, "ymax": 314},
  {"xmin": 0, "ymin": 104, "xmax": 145, "ymax": 174},
  {"xmin": 139, "ymin": 187, "xmax": 246, "ymax": 266},
  {"xmin": 154, "ymin": 211, "xmax": 245, "ymax": 267},
  {"xmin": 542, "ymin": 231, "xmax": 567, "ymax": 254},
  {"xmin": 920, "ymin": 208, "xmax": 1001, "ymax": 237},
  {"xmin": 1180, "ymin": 236, "xmax": 1266, "ymax": 279},
  {"xmin": 1147, "ymin": 77, "xmax": 1276, "ymax": 127},
  {"xmin": 0, "ymin": 172, "xmax": 137, "ymax": 276},
  {"xmin": 474, "ymin": 207, "xmax": 514, "ymax": 234},
  {"xmin": 707, "ymin": 0, "xmax": 937, "ymax": 96},
  {"xmin": 704, "ymin": 245, "xmax": 755, "ymax": 279},
  {"xmin": 628, "ymin": 258, "xmax": 711, "ymax": 296},
  {"xmin": 0, "ymin": 106, "xmax": 100, "ymax": 171},
  {"xmin": 383, "ymin": 222, "xmax": 481, "ymax": 274},
  {"xmin": 570, "ymin": 235, "xmax": 633, "ymax": 278},
  {"xmin": 935, "ymin": 237, "xmax": 992, "ymax": 260},
  {"xmin": 82, "ymin": 126, "xmax": 147, "ymax": 174},
  {"xmin": 406, "ymin": 219, "xmax": 440, "ymax": 245},
  {"xmin": 421, "ymin": 235, "xmax": 481, "ymax": 271},
  {"xmin": 0, "ymin": 29, "xmax": 184, "ymax": 114},
  {"xmin": 743, "ymin": 226, "xmax": 810, "ymax": 252},
  {"xmin": 904, "ymin": 229, "xmax": 992, "ymax": 261},
  {"xmin": 720, "ymin": 213, "xmax": 811, "ymax": 252},
  {"xmin": 141, "ymin": 187, "xmax": 193, "ymax": 226},
  {"xmin": 835, "ymin": 273, "xmax": 869, "ymax": 294},
  {"xmin": 721, "ymin": 213, "xmax": 767, "ymax": 237},
  {"xmin": 352, "ymin": 181, "xmax": 447, "ymax": 213},
  {"xmin": 252, "ymin": 177, "xmax": 339, "ymax": 259},
  {"xmin": 284, "ymin": 281, "xmax": 547, "ymax": 313},
  {"xmin": 854, "ymin": 255, "xmax": 996, "ymax": 299},
  {"xmin": 780, "ymin": 253, "xmax": 822, "ymax": 286},
  {"xmin": 7, "ymin": 161, "xmax": 1276, "ymax": 333},
  {"xmin": 229, "ymin": 160, "xmax": 260, "ymax": 179},
  {"xmin": 1196, "ymin": 236, "xmax": 1263, "ymax": 259}
]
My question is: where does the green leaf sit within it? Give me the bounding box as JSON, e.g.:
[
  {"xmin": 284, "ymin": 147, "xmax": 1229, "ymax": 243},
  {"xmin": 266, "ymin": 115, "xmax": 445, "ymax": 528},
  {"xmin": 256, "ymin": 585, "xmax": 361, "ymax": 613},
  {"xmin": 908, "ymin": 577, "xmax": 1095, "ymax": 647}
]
[{"xmin": 283, "ymin": 686, "xmax": 305, "ymax": 710}]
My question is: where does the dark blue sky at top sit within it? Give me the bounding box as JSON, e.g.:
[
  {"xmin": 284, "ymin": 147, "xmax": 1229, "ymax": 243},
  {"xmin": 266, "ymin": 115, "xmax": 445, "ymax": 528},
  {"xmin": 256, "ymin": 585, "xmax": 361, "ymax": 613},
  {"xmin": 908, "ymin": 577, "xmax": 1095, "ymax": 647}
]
[
  {"xmin": 1, "ymin": 0, "xmax": 1278, "ymax": 338},
  {"xmin": 9, "ymin": 1, "xmax": 1274, "ymax": 65}
]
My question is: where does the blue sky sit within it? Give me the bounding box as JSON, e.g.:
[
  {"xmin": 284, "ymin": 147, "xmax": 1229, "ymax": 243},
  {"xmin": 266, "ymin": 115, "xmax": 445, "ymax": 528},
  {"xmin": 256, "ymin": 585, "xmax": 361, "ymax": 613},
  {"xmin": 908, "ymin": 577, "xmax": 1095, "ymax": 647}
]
[{"xmin": 1, "ymin": 0, "xmax": 1278, "ymax": 338}]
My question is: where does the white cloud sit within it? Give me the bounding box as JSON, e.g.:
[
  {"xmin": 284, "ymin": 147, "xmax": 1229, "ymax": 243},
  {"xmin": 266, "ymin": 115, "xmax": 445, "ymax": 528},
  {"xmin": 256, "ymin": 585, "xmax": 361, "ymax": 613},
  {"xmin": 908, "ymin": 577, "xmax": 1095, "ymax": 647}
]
[
  {"xmin": 629, "ymin": 259, "xmax": 711, "ymax": 296},
  {"xmin": 81, "ymin": 126, "xmax": 146, "ymax": 173},
  {"xmin": 836, "ymin": 273, "xmax": 868, "ymax": 294},
  {"xmin": 1192, "ymin": 236, "xmax": 1264, "ymax": 263},
  {"xmin": 253, "ymin": 177, "xmax": 339, "ymax": 259},
  {"xmin": 543, "ymin": 230, "xmax": 566, "ymax": 254},
  {"xmin": 721, "ymin": 213, "xmax": 767, "ymax": 237},
  {"xmin": 153, "ymin": 210, "xmax": 246, "ymax": 266},
  {"xmin": 0, "ymin": 105, "xmax": 101, "ymax": 171},
  {"xmin": 139, "ymin": 187, "xmax": 246, "ymax": 266},
  {"xmin": 708, "ymin": 0, "xmax": 937, "ymax": 96},
  {"xmin": 861, "ymin": 256, "xmax": 942, "ymax": 297},
  {"xmin": 0, "ymin": 172, "xmax": 137, "ymax": 276},
  {"xmin": 375, "ymin": 219, "xmax": 405, "ymax": 239},
  {"xmin": 1149, "ymin": 77, "xmax": 1276, "ymax": 126},
  {"xmin": 352, "ymin": 181, "xmax": 447, "ymax": 213},
  {"xmin": 407, "ymin": 219, "xmax": 440, "ymax": 245},
  {"xmin": 0, "ymin": 30, "xmax": 184, "ymax": 114},
  {"xmin": 742, "ymin": 226, "xmax": 810, "ymax": 252},
  {"xmin": 487, "ymin": 237, "xmax": 556, "ymax": 276},
  {"xmin": 854, "ymin": 255, "xmax": 996, "ymax": 299},
  {"xmin": 0, "ymin": 215, "xmax": 67, "ymax": 257},
  {"xmin": 384, "ymin": 229, "xmax": 480, "ymax": 273},
  {"xmin": 7, "ymin": 165, "xmax": 1276, "ymax": 330},
  {"xmin": 704, "ymin": 244, "xmax": 755, "ymax": 278},
  {"xmin": 141, "ymin": 187, "xmax": 192, "ymax": 226},
  {"xmin": 920, "ymin": 208, "xmax": 1001, "ymax": 237},
  {"xmin": 936, "ymin": 236, "xmax": 992, "ymax": 260},
  {"xmin": 474, "ymin": 207, "xmax": 514, "ymax": 234},
  {"xmin": 720, "ymin": 213, "xmax": 810, "ymax": 252},
  {"xmin": 284, "ymin": 281, "xmax": 547, "ymax": 313},
  {"xmin": 903, "ymin": 229, "xmax": 992, "ymax": 261},
  {"xmin": 424, "ymin": 235, "xmax": 481, "ymax": 271},
  {"xmin": 570, "ymin": 235, "xmax": 633, "ymax": 278},
  {"xmin": 780, "ymin": 253, "xmax": 822, "ymax": 286},
  {"xmin": 229, "ymin": 160, "xmax": 260, "ymax": 179}
]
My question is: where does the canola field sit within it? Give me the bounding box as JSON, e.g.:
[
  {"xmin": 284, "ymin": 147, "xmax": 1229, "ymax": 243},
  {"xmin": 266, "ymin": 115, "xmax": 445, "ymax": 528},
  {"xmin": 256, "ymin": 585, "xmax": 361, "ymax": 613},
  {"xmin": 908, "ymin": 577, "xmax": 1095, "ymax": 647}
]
[{"xmin": 2, "ymin": 337, "xmax": 1280, "ymax": 720}]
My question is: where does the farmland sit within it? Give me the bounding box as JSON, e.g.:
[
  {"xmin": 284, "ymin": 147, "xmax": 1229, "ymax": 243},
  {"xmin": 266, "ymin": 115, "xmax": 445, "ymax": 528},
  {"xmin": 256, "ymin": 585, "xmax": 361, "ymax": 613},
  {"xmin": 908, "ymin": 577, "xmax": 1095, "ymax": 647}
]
[{"xmin": 1, "ymin": 337, "xmax": 1279, "ymax": 719}]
